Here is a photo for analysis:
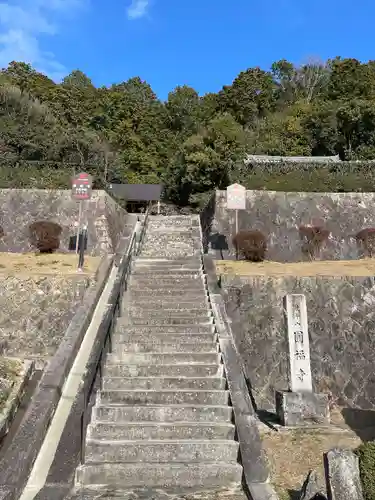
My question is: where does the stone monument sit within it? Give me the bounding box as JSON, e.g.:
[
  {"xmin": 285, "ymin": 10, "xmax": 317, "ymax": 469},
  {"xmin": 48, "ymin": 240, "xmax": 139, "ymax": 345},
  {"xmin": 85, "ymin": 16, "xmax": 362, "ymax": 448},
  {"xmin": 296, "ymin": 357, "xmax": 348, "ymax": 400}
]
[{"xmin": 275, "ymin": 294, "xmax": 330, "ymax": 426}]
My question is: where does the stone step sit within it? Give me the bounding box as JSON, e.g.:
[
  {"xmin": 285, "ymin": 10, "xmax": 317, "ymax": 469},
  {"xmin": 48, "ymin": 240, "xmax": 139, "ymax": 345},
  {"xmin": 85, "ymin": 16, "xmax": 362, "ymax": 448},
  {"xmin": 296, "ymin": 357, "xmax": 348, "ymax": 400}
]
[
  {"xmin": 148, "ymin": 216, "xmax": 199, "ymax": 224},
  {"xmin": 67, "ymin": 487, "xmax": 247, "ymax": 500},
  {"xmin": 118, "ymin": 325, "xmax": 215, "ymax": 334},
  {"xmin": 111, "ymin": 342, "xmax": 217, "ymax": 354},
  {"xmin": 87, "ymin": 421, "xmax": 235, "ymax": 441},
  {"xmin": 128, "ymin": 289, "xmax": 208, "ymax": 299},
  {"xmin": 128, "ymin": 310, "xmax": 212, "ymax": 320},
  {"xmin": 128, "ymin": 317, "xmax": 213, "ymax": 326},
  {"xmin": 140, "ymin": 253, "xmax": 201, "ymax": 259},
  {"xmin": 134, "ymin": 257, "xmax": 201, "ymax": 265},
  {"xmin": 142, "ymin": 234, "xmax": 200, "ymax": 239},
  {"xmin": 145, "ymin": 229, "xmax": 200, "ymax": 234},
  {"xmin": 130, "ymin": 282, "xmax": 206, "ymax": 291},
  {"xmin": 143, "ymin": 231, "xmax": 200, "ymax": 237},
  {"xmin": 142, "ymin": 240, "xmax": 200, "ymax": 246},
  {"xmin": 132, "ymin": 266, "xmax": 202, "ymax": 273},
  {"xmin": 105, "ymin": 352, "xmax": 220, "ymax": 365},
  {"xmin": 84, "ymin": 439, "xmax": 239, "ymax": 463},
  {"xmin": 98, "ymin": 389, "xmax": 229, "ymax": 406},
  {"xmin": 113, "ymin": 333, "xmax": 217, "ymax": 344},
  {"xmin": 132, "ymin": 270, "xmax": 202, "ymax": 277},
  {"xmin": 130, "ymin": 281, "xmax": 205, "ymax": 289},
  {"xmin": 101, "ymin": 376, "xmax": 226, "ymax": 391},
  {"xmin": 129, "ymin": 300, "xmax": 208, "ymax": 310},
  {"xmin": 75, "ymin": 462, "xmax": 243, "ymax": 489},
  {"xmin": 131, "ymin": 276, "xmax": 204, "ymax": 284},
  {"xmin": 144, "ymin": 232, "xmax": 201, "ymax": 237},
  {"xmin": 103, "ymin": 363, "xmax": 223, "ymax": 378},
  {"xmin": 92, "ymin": 404, "xmax": 233, "ymax": 423},
  {"xmin": 147, "ymin": 220, "xmax": 199, "ymax": 229},
  {"xmin": 132, "ymin": 257, "xmax": 203, "ymax": 271}
]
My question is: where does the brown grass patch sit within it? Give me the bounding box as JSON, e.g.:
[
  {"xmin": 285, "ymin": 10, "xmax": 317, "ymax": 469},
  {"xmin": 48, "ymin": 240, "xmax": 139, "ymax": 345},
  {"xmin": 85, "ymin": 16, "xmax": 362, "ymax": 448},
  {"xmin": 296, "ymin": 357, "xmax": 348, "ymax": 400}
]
[
  {"xmin": 260, "ymin": 426, "xmax": 362, "ymax": 499},
  {"xmin": 0, "ymin": 252, "xmax": 101, "ymax": 276},
  {"xmin": 215, "ymin": 258, "xmax": 375, "ymax": 277}
]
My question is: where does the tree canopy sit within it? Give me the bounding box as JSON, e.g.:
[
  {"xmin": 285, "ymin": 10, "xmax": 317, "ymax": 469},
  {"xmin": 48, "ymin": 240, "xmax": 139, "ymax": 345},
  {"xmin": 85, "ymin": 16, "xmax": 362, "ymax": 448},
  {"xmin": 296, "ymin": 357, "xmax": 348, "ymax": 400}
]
[{"xmin": 2, "ymin": 57, "xmax": 375, "ymax": 204}]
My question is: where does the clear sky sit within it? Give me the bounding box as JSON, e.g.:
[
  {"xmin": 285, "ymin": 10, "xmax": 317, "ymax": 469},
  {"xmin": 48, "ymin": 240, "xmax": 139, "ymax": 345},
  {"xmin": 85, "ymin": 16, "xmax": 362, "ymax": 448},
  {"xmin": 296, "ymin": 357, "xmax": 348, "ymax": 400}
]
[{"xmin": 0, "ymin": 0, "xmax": 373, "ymax": 99}]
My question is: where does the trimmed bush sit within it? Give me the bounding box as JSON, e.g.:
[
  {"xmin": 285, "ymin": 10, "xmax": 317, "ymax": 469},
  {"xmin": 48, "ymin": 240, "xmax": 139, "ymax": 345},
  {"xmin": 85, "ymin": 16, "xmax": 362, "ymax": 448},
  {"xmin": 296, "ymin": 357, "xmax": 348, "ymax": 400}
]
[
  {"xmin": 299, "ymin": 225, "xmax": 330, "ymax": 260},
  {"xmin": 355, "ymin": 442, "xmax": 375, "ymax": 500},
  {"xmin": 232, "ymin": 229, "xmax": 267, "ymax": 262},
  {"xmin": 29, "ymin": 221, "xmax": 62, "ymax": 253},
  {"xmin": 356, "ymin": 228, "xmax": 375, "ymax": 258}
]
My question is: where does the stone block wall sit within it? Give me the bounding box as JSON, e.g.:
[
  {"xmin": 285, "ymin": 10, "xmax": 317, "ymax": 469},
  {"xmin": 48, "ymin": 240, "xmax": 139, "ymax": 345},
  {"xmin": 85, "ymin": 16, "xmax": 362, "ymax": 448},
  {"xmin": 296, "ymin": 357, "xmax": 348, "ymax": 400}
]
[
  {"xmin": 209, "ymin": 190, "xmax": 375, "ymax": 262},
  {"xmin": 222, "ymin": 274, "xmax": 375, "ymax": 410},
  {"xmin": 0, "ymin": 275, "xmax": 93, "ymax": 364},
  {"xmin": 0, "ymin": 189, "xmax": 128, "ymax": 256}
]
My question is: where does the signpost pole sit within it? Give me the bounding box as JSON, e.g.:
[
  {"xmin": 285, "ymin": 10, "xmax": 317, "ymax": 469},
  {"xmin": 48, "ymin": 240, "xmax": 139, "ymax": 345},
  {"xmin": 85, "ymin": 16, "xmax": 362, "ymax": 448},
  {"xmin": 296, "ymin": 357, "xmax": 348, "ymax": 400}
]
[
  {"xmin": 75, "ymin": 200, "xmax": 83, "ymax": 253},
  {"xmin": 78, "ymin": 224, "xmax": 87, "ymax": 271},
  {"xmin": 235, "ymin": 209, "xmax": 239, "ymax": 235},
  {"xmin": 71, "ymin": 172, "xmax": 93, "ymax": 273}
]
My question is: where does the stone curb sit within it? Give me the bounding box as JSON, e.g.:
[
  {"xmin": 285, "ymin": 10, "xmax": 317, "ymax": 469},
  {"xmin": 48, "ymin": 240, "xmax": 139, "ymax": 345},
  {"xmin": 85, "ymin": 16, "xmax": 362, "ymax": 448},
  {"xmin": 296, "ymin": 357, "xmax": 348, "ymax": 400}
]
[
  {"xmin": 0, "ymin": 360, "xmax": 35, "ymax": 441},
  {"xmin": 0, "ymin": 253, "xmax": 113, "ymax": 499},
  {"xmin": 203, "ymin": 254, "xmax": 279, "ymax": 500}
]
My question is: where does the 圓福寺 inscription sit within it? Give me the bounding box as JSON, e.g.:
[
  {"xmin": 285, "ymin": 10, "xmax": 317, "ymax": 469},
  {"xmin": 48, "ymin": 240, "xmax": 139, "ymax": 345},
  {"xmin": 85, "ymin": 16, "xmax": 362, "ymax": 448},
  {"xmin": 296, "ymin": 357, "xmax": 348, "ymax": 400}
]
[{"xmin": 284, "ymin": 294, "xmax": 313, "ymax": 393}]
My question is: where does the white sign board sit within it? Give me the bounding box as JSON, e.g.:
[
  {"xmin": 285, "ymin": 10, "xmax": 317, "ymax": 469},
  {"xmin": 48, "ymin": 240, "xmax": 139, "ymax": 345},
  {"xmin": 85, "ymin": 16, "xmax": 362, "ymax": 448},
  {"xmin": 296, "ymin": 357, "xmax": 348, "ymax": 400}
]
[
  {"xmin": 284, "ymin": 294, "xmax": 313, "ymax": 393},
  {"xmin": 226, "ymin": 183, "xmax": 246, "ymax": 210}
]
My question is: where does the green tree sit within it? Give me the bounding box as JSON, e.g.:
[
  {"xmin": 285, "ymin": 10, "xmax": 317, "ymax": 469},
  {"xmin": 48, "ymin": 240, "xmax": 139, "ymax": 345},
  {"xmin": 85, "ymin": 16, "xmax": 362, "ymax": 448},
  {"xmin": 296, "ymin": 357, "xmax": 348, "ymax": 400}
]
[{"xmin": 220, "ymin": 67, "xmax": 276, "ymax": 126}]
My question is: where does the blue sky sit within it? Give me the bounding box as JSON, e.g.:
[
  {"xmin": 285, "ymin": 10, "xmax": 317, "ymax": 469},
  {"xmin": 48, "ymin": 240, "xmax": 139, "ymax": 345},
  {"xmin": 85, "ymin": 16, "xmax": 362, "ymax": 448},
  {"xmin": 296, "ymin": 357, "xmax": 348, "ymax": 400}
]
[{"xmin": 0, "ymin": 0, "xmax": 373, "ymax": 99}]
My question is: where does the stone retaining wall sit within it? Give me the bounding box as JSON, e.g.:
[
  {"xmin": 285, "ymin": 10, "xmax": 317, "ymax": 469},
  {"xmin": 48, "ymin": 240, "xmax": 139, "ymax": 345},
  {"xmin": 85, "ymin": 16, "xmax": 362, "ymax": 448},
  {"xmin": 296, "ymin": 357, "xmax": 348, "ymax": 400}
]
[
  {"xmin": 0, "ymin": 276, "xmax": 93, "ymax": 363},
  {"xmin": 0, "ymin": 189, "xmax": 128, "ymax": 256},
  {"xmin": 222, "ymin": 273, "xmax": 375, "ymax": 410},
  {"xmin": 208, "ymin": 190, "xmax": 375, "ymax": 262}
]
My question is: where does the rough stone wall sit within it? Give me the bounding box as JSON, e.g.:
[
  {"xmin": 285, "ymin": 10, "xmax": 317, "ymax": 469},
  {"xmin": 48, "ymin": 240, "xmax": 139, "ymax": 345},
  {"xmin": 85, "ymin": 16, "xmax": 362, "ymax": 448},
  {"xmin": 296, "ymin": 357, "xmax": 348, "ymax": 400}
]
[
  {"xmin": 212, "ymin": 190, "xmax": 375, "ymax": 262},
  {"xmin": 0, "ymin": 189, "xmax": 128, "ymax": 256},
  {"xmin": 222, "ymin": 274, "xmax": 375, "ymax": 411},
  {"xmin": 0, "ymin": 276, "xmax": 92, "ymax": 362},
  {"xmin": 104, "ymin": 195, "xmax": 131, "ymax": 251}
]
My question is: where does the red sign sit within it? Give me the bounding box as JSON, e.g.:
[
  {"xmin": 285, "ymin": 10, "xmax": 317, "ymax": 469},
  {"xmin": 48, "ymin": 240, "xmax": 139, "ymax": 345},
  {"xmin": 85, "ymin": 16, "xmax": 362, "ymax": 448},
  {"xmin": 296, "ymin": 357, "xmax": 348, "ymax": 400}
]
[{"xmin": 71, "ymin": 172, "xmax": 93, "ymax": 201}]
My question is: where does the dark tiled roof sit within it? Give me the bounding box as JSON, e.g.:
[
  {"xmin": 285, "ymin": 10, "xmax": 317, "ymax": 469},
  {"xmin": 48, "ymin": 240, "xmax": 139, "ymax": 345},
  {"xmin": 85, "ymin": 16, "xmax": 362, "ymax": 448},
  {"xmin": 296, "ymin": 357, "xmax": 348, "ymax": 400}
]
[
  {"xmin": 108, "ymin": 184, "xmax": 163, "ymax": 201},
  {"xmin": 244, "ymin": 154, "xmax": 341, "ymax": 163}
]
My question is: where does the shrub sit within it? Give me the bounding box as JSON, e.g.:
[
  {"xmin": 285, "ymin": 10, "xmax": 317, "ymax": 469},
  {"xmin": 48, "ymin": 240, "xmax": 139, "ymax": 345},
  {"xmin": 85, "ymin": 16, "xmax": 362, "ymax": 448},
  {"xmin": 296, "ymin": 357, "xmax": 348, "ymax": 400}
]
[
  {"xmin": 232, "ymin": 229, "xmax": 267, "ymax": 262},
  {"xmin": 0, "ymin": 226, "xmax": 4, "ymax": 238},
  {"xmin": 355, "ymin": 228, "xmax": 375, "ymax": 258},
  {"xmin": 29, "ymin": 221, "xmax": 62, "ymax": 253},
  {"xmin": 355, "ymin": 442, "xmax": 375, "ymax": 500},
  {"xmin": 299, "ymin": 225, "xmax": 330, "ymax": 260}
]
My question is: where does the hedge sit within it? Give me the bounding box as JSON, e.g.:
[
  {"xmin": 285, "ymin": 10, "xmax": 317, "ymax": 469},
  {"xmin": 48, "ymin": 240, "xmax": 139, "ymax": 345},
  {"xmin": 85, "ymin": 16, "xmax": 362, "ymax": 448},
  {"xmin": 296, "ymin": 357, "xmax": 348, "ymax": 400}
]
[
  {"xmin": 2, "ymin": 160, "xmax": 375, "ymax": 194},
  {"xmin": 355, "ymin": 442, "xmax": 375, "ymax": 500},
  {"xmin": 0, "ymin": 162, "xmax": 106, "ymax": 189},
  {"xmin": 233, "ymin": 161, "xmax": 375, "ymax": 192}
]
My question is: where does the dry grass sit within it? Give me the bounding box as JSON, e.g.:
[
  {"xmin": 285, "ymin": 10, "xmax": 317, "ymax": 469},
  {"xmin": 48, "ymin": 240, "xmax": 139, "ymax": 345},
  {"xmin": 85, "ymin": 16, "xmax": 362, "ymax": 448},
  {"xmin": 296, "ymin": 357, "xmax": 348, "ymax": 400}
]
[
  {"xmin": 0, "ymin": 252, "xmax": 102, "ymax": 276},
  {"xmin": 216, "ymin": 258, "xmax": 375, "ymax": 277},
  {"xmin": 261, "ymin": 426, "xmax": 362, "ymax": 499}
]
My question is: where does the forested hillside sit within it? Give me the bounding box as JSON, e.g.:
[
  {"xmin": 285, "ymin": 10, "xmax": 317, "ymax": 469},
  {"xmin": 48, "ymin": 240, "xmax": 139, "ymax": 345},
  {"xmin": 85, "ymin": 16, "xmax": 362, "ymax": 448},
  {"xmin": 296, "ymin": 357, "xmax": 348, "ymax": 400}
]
[{"xmin": 2, "ymin": 57, "xmax": 375, "ymax": 205}]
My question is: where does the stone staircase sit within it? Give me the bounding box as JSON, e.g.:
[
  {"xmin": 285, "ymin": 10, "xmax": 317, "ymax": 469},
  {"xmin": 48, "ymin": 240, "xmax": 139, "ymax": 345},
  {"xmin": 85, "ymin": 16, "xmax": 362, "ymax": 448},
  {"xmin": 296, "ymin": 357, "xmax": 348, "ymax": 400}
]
[{"xmin": 74, "ymin": 216, "xmax": 246, "ymax": 499}]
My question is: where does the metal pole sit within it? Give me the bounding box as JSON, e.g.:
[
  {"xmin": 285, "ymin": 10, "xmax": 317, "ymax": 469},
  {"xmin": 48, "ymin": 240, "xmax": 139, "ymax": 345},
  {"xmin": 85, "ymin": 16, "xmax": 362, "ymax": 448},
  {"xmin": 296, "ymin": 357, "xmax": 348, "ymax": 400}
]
[
  {"xmin": 75, "ymin": 200, "xmax": 83, "ymax": 253},
  {"xmin": 78, "ymin": 225, "xmax": 87, "ymax": 271},
  {"xmin": 235, "ymin": 209, "xmax": 239, "ymax": 235}
]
